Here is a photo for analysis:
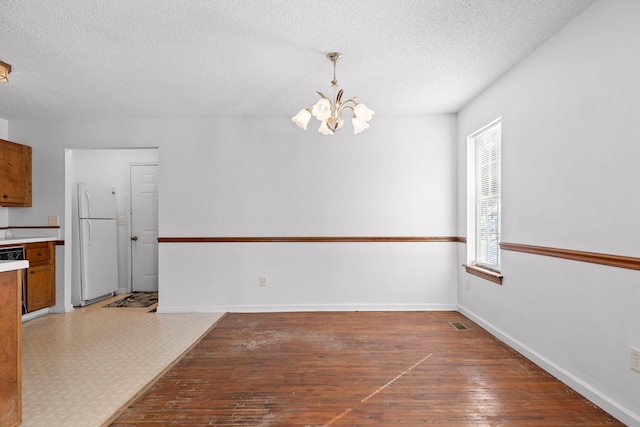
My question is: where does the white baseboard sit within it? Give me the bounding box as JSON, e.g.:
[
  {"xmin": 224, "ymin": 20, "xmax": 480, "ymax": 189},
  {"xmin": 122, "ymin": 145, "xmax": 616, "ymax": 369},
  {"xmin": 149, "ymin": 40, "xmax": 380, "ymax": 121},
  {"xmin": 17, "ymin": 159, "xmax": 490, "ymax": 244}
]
[
  {"xmin": 22, "ymin": 307, "xmax": 50, "ymax": 322},
  {"xmin": 458, "ymin": 304, "xmax": 640, "ymax": 427},
  {"xmin": 156, "ymin": 303, "xmax": 458, "ymax": 314},
  {"xmin": 50, "ymin": 303, "xmax": 74, "ymax": 314}
]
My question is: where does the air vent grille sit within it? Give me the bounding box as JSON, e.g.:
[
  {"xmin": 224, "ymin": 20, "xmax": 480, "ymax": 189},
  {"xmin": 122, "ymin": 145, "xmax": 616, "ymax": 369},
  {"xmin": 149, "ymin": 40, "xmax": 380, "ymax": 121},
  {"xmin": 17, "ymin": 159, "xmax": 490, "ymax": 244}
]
[{"xmin": 449, "ymin": 322, "xmax": 468, "ymax": 330}]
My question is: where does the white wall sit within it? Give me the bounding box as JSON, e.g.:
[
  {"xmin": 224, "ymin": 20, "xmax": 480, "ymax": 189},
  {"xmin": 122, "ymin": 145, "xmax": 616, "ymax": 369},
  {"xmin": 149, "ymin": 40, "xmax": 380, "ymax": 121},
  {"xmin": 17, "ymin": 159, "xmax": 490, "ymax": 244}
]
[
  {"xmin": 9, "ymin": 114, "xmax": 459, "ymax": 312},
  {"xmin": 0, "ymin": 119, "xmax": 8, "ymax": 227},
  {"xmin": 456, "ymin": 0, "xmax": 640, "ymax": 424},
  {"xmin": 0, "ymin": 118, "xmax": 7, "ymax": 139},
  {"xmin": 158, "ymin": 117, "xmax": 456, "ymax": 237}
]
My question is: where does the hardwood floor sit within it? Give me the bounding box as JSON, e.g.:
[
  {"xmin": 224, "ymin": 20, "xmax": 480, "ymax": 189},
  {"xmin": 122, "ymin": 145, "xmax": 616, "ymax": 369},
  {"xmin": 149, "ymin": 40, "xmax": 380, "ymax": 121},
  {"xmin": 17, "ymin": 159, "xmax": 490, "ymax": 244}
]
[{"xmin": 109, "ymin": 311, "xmax": 623, "ymax": 426}]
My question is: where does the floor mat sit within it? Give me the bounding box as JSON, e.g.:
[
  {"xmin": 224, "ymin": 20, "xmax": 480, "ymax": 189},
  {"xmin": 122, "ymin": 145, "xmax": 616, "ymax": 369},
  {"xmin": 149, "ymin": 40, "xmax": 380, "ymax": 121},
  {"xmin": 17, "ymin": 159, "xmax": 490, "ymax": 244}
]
[{"xmin": 103, "ymin": 292, "xmax": 158, "ymax": 308}]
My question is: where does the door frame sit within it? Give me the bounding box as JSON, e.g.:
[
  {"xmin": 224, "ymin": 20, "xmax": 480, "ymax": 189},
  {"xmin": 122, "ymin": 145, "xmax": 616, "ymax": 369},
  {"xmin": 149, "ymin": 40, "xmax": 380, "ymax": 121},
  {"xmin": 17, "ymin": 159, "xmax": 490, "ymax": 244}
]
[
  {"xmin": 63, "ymin": 149, "xmax": 159, "ymax": 312},
  {"xmin": 129, "ymin": 162, "xmax": 159, "ymax": 293}
]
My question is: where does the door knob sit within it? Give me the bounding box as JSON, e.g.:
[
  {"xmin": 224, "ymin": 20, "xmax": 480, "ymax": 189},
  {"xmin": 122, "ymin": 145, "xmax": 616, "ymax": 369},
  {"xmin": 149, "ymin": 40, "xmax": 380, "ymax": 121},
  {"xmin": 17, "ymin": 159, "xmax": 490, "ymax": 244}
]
[{"xmin": 131, "ymin": 236, "xmax": 138, "ymax": 241}]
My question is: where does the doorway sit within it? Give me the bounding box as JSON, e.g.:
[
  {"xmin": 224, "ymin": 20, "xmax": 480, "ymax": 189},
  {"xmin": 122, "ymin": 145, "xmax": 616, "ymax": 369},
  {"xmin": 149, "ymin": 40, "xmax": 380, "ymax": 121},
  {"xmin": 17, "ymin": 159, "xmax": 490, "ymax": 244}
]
[{"xmin": 63, "ymin": 148, "xmax": 159, "ymax": 311}]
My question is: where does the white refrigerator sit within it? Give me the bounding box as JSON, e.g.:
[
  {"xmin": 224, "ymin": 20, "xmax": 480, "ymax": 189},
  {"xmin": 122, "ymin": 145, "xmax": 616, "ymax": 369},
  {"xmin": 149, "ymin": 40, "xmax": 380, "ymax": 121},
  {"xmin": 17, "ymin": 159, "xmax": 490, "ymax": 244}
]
[{"xmin": 73, "ymin": 182, "xmax": 119, "ymax": 306}]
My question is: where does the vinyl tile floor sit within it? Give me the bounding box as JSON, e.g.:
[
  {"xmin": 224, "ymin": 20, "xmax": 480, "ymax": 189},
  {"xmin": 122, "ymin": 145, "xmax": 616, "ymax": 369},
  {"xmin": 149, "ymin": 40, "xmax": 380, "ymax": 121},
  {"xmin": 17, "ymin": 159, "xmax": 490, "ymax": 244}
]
[{"xmin": 20, "ymin": 295, "xmax": 224, "ymax": 427}]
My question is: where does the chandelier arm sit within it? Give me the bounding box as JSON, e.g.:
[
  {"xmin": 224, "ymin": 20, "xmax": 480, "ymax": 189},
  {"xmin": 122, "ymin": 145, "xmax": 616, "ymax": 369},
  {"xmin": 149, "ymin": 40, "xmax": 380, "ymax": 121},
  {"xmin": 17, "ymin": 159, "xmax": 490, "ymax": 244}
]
[
  {"xmin": 340, "ymin": 105, "xmax": 354, "ymax": 114},
  {"xmin": 337, "ymin": 103, "xmax": 355, "ymax": 116},
  {"xmin": 337, "ymin": 98, "xmax": 358, "ymax": 115}
]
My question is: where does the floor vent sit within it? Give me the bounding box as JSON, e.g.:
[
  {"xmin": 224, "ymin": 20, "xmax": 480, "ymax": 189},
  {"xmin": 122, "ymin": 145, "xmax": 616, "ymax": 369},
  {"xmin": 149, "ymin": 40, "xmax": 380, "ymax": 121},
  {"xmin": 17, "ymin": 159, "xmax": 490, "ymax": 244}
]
[{"xmin": 449, "ymin": 322, "xmax": 468, "ymax": 330}]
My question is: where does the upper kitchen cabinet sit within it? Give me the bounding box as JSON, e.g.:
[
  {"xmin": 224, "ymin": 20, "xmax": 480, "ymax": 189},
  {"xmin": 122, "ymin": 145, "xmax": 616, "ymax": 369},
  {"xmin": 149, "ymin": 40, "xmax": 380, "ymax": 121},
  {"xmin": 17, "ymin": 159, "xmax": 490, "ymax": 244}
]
[{"xmin": 0, "ymin": 139, "xmax": 32, "ymax": 207}]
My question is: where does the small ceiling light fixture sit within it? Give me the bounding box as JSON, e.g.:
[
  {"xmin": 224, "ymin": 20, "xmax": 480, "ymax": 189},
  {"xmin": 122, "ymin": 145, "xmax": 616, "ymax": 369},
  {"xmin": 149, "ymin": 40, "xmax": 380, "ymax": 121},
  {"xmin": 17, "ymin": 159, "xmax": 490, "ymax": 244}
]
[
  {"xmin": 292, "ymin": 52, "xmax": 374, "ymax": 135},
  {"xmin": 0, "ymin": 60, "xmax": 11, "ymax": 83}
]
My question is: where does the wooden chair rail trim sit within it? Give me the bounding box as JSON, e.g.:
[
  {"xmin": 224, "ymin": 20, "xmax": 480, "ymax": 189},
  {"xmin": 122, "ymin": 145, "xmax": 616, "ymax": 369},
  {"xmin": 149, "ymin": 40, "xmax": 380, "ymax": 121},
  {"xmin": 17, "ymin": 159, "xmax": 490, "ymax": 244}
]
[
  {"xmin": 500, "ymin": 242, "xmax": 640, "ymax": 271},
  {"xmin": 0, "ymin": 225, "xmax": 60, "ymax": 229},
  {"xmin": 157, "ymin": 236, "xmax": 459, "ymax": 243},
  {"xmin": 463, "ymin": 264, "xmax": 503, "ymax": 284}
]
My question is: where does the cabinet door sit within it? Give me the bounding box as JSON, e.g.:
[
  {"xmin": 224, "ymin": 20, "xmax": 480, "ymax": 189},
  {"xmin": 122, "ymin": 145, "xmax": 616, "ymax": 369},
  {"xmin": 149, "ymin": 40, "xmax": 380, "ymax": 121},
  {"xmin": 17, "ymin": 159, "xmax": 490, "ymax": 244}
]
[
  {"xmin": 0, "ymin": 270, "xmax": 22, "ymax": 427},
  {"xmin": 0, "ymin": 139, "xmax": 32, "ymax": 207},
  {"xmin": 25, "ymin": 241, "xmax": 52, "ymax": 266},
  {"xmin": 26, "ymin": 265, "xmax": 55, "ymax": 313},
  {"xmin": 24, "ymin": 241, "xmax": 56, "ymax": 313}
]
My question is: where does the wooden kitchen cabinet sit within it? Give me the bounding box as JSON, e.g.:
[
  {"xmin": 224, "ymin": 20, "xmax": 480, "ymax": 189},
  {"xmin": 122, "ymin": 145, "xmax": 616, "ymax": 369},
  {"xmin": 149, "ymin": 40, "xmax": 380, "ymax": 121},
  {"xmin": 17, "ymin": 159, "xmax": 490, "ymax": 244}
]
[
  {"xmin": 24, "ymin": 241, "xmax": 55, "ymax": 312},
  {"xmin": 0, "ymin": 139, "xmax": 32, "ymax": 207},
  {"xmin": 0, "ymin": 269, "xmax": 22, "ymax": 427},
  {"xmin": 26, "ymin": 264, "xmax": 55, "ymax": 312}
]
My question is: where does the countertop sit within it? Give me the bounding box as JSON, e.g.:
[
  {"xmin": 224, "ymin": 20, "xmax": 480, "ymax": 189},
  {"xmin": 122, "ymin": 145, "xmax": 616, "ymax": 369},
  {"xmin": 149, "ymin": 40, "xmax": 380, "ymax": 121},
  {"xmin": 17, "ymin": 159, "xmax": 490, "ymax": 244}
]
[
  {"xmin": 0, "ymin": 236, "xmax": 58, "ymax": 246},
  {"xmin": 0, "ymin": 260, "xmax": 29, "ymax": 272}
]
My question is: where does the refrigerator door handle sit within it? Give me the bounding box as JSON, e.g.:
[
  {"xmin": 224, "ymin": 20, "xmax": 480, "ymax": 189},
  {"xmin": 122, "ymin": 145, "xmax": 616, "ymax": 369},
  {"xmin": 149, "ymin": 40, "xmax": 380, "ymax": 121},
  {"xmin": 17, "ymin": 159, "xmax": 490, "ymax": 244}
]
[
  {"xmin": 87, "ymin": 220, "xmax": 92, "ymax": 247},
  {"xmin": 85, "ymin": 189, "xmax": 92, "ymax": 218}
]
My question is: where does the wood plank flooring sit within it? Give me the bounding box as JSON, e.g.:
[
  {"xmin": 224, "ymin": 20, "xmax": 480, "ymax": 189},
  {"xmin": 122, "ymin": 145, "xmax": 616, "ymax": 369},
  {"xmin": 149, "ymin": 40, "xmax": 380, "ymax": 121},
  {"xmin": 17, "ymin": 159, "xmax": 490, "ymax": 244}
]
[{"xmin": 109, "ymin": 311, "xmax": 623, "ymax": 426}]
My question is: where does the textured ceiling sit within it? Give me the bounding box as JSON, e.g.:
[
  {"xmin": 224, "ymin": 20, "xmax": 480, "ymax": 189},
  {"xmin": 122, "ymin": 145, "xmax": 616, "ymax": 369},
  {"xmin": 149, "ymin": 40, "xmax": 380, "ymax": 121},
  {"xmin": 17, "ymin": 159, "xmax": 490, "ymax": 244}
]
[{"xmin": 0, "ymin": 0, "xmax": 597, "ymax": 120}]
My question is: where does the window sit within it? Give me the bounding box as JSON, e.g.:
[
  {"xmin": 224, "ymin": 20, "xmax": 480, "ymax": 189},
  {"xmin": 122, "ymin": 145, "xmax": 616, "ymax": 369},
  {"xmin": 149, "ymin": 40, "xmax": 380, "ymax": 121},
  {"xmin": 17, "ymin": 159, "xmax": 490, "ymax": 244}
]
[{"xmin": 466, "ymin": 119, "xmax": 502, "ymax": 283}]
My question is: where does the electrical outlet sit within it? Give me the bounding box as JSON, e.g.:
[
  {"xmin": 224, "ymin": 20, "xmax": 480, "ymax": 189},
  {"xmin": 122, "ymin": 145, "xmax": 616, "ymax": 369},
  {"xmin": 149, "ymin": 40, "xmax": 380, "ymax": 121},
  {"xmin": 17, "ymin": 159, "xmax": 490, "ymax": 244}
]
[
  {"xmin": 48, "ymin": 216, "xmax": 59, "ymax": 226},
  {"xmin": 259, "ymin": 276, "xmax": 267, "ymax": 287},
  {"xmin": 632, "ymin": 347, "xmax": 640, "ymax": 373}
]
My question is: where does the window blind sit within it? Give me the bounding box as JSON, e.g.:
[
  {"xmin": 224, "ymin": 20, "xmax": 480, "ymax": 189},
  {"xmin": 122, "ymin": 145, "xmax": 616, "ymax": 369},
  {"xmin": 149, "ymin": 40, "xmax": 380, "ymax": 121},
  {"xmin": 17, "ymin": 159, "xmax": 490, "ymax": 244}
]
[{"xmin": 474, "ymin": 122, "xmax": 501, "ymax": 271}]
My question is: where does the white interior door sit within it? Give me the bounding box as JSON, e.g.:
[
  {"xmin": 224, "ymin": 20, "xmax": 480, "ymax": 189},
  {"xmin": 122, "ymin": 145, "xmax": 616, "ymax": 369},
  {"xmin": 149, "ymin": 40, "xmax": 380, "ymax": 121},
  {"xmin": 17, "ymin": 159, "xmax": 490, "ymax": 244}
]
[{"xmin": 130, "ymin": 164, "xmax": 158, "ymax": 292}]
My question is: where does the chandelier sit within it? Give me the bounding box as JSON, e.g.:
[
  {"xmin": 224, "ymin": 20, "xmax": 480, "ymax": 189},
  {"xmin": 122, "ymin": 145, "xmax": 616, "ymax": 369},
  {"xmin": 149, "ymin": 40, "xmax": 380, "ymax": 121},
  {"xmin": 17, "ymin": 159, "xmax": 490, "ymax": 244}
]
[{"xmin": 292, "ymin": 52, "xmax": 374, "ymax": 135}]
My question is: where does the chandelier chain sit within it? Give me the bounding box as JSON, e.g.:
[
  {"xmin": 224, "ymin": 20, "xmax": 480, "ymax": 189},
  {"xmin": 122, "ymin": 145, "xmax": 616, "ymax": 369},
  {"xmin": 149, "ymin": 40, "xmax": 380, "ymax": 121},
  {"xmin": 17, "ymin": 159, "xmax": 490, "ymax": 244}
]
[{"xmin": 332, "ymin": 60, "xmax": 338, "ymax": 85}]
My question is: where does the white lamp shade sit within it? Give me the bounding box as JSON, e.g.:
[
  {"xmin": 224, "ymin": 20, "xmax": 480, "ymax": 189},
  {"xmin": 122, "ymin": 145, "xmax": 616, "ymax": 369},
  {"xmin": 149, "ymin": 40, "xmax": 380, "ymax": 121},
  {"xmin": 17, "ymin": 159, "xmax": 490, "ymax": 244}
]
[
  {"xmin": 354, "ymin": 103, "xmax": 375, "ymax": 121},
  {"xmin": 292, "ymin": 109, "xmax": 312, "ymax": 130},
  {"xmin": 352, "ymin": 116, "xmax": 370, "ymax": 134},
  {"xmin": 318, "ymin": 120, "xmax": 334, "ymax": 135},
  {"xmin": 311, "ymin": 98, "xmax": 332, "ymax": 121}
]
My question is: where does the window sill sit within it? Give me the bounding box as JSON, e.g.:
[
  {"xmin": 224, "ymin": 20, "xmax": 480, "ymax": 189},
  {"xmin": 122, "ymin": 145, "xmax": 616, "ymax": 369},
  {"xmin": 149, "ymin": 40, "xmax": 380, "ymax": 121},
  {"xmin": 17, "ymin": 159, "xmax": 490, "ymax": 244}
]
[{"xmin": 463, "ymin": 264, "xmax": 503, "ymax": 285}]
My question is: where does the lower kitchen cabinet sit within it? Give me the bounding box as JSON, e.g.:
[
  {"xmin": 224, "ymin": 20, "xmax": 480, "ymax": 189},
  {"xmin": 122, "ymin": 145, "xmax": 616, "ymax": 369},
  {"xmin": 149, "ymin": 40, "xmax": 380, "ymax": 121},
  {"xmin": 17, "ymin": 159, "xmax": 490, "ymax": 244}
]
[
  {"xmin": 0, "ymin": 240, "xmax": 56, "ymax": 314},
  {"xmin": 25, "ymin": 264, "xmax": 55, "ymax": 312},
  {"xmin": 24, "ymin": 241, "xmax": 56, "ymax": 313},
  {"xmin": 0, "ymin": 269, "xmax": 22, "ymax": 427}
]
